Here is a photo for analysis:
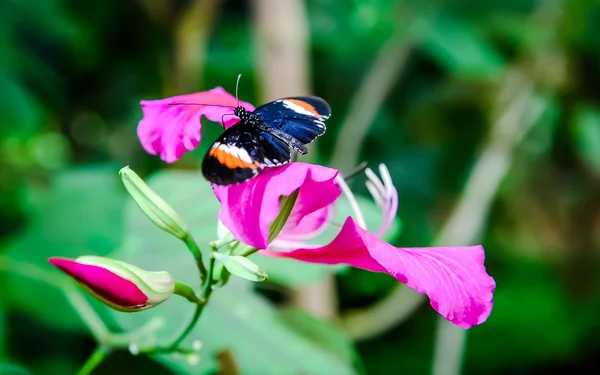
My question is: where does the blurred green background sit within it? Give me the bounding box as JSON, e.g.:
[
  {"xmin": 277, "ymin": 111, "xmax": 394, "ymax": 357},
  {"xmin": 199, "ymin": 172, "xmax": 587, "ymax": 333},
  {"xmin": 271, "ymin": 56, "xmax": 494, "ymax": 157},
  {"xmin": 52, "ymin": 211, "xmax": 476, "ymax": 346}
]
[{"xmin": 1, "ymin": 0, "xmax": 600, "ymax": 374}]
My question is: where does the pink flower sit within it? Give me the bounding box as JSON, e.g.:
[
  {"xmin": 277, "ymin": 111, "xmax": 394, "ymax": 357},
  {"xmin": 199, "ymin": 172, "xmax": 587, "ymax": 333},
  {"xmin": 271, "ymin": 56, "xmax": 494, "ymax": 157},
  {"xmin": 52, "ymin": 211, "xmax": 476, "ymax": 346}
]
[
  {"xmin": 216, "ymin": 163, "xmax": 496, "ymax": 328},
  {"xmin": 135, "ymin": 86, "xmax": 495, "ymax": 328},
  {"xmin": 137, "ymin": 87, "xmax": 254, "ymax": 163},
  {"xmin": 48, "ymin": 256, "xmax": 175, "ymax": 312},
  {"xmin": 212, "ymin": 162, "xmax": 342, "ymax": 250}
]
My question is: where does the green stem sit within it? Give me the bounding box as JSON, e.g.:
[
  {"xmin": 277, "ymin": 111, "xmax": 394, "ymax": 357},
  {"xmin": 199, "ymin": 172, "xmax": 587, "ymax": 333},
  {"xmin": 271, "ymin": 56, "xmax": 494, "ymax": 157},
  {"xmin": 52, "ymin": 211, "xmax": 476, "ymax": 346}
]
[
  {"xmin": 268, "ymin": 189, "xmax": 299, "ymax": 244},
  {"xmin": 432, "ymin": 319, "xmax": 467, "ymax": 375},
  {"xmin": 154, "ymin": 255, "xmax": 217, "ymax": 353},
  {"xmin": 77, "ymin": 345, "xmax": 110, "ymax": 375},
  {"xmin": 174, "ymin": 281, "xmax": 204, "ymax": 304},
  {"xmin": 236, "ymin": 244, "xmax": 257, "ymax": 257},
  {"xmin": 63, "ymin": 283, "xmax": 111, "ymax": 341},
  {"xmin": 165, "ymin": 304, "xmax": 203, "ymax": 352},
  {"xmin": 183, "ymin": 234, "xmax": 208, "ymax": 282}
]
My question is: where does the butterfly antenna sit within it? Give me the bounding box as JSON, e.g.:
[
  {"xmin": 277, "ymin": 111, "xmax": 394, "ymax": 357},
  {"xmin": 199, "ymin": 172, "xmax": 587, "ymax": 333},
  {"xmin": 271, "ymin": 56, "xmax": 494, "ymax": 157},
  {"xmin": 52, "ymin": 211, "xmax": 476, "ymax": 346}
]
[
  {"xmin": 235, "ymin": 73, "xmax": 242, "ymax": 108},
  {"xmin": 220, "ymin": 113, "xmax": 237, "ymax": 130}
]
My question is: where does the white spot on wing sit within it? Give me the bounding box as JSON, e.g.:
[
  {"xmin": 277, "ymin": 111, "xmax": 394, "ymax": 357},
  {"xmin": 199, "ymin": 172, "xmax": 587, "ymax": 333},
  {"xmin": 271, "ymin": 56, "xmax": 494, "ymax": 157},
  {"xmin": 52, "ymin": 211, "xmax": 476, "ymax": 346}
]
[
  {"xmin": 233, "ymin": 147, "xmax": 253, "ymax": 164},
  {"xmin": 216, "ymin": 144, "xmax": 255, "ymax": 164},
  {"xmin": 282, "ymin": 100, "xmax": 317, "ymax": 117}
]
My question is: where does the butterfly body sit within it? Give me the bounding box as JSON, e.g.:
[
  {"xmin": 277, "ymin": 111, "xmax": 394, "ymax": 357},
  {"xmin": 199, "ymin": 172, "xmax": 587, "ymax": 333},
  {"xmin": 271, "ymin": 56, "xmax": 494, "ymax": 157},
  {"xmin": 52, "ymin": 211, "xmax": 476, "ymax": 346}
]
[{"xmin": 202, "ymin": 96, "xmax": 331, "ymax": 185}]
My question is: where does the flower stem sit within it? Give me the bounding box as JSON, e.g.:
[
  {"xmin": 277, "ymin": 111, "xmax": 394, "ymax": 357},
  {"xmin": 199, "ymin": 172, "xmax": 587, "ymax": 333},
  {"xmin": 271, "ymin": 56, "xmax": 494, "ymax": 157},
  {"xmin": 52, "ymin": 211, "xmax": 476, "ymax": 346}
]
[
  {"xmin": 174, "ymin": 281, "xmax": 204, "ymax": 304},
  {"xmin": 165, "ymin": 255, "xmax": 216, "ymax": 352},
  {"xmin": 77, "ymin": 345, "xmax": 110, "ymax": 375},
  {"xmin": 268, "ymin": 189, "xmax": 299, "ymax": 244},
  {"xmin": 183, "ymin": 234, "xmax": 208, "ymax": 282},
  {"xmin": 432, "ymin": 319, "xmax": 468, "ymax": 375}
]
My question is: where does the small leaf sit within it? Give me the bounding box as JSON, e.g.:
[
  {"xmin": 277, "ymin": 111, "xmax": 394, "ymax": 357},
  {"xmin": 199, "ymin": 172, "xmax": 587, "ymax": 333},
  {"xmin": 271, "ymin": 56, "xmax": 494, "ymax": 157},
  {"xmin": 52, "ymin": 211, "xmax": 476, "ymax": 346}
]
[
  {"xmin": 421, "ymin": 14, "xmax": 505, "ymax": 79},
  {"xmin": 0, "ymin": 363, "xmax": 32, "ymax": 375},
  {"xmin": 572, "ymin": 104, "xmax": 600, "ymax": 175},
  {"xmin": 213, "ymin": 253, "xmax": 268, "ymax": 282}
]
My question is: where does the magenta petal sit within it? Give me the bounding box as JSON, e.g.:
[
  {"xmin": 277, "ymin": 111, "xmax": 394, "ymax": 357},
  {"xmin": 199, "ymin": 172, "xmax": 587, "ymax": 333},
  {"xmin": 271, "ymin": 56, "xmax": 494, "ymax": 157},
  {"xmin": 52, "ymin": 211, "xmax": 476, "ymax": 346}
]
[
  {"xmin": 48, "ymin": 257, "xmax": 148, "ymax": 307},
  {"xmin": 280, "ymin": 204, "xmax": 334, "ymax": 240},
  {"xmin": 137, "ymin": 87, "xmax": 255, "ymax": 163},
  {"xmin": 264, "ymin": 218, "xmax": 495, "ymax": 328},
  {"xmin": 212, "ymin": 162, "xmax": 341, "ymax": 249}
]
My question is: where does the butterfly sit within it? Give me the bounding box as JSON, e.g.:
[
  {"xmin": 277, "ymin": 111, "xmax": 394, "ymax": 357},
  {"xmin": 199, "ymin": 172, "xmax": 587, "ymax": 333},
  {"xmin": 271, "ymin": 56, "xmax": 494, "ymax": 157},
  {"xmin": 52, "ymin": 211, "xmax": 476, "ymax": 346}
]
[{"xmin": 201, "ymin": 96, "xmax": 331, "ymax": 185}]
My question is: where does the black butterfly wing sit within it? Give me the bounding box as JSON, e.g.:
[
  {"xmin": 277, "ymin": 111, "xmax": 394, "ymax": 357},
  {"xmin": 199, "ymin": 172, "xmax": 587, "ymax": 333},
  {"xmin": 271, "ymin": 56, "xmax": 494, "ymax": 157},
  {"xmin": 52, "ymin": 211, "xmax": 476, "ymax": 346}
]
[
  {"xmin": 202, "ymin": 125, "xmax": 292, "ymax": 185},
  {"xmin": 252, "ymin": 96, "xmax": 331, "ymax": 144}
]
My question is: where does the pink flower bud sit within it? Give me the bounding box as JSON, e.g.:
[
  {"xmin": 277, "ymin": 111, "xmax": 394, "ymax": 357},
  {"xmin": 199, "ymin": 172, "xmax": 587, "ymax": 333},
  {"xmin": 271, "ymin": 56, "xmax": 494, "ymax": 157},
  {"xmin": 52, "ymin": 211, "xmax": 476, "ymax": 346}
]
[{"xmin": 48, "ymin": 256, "xmax": 174, "ymax": 312}]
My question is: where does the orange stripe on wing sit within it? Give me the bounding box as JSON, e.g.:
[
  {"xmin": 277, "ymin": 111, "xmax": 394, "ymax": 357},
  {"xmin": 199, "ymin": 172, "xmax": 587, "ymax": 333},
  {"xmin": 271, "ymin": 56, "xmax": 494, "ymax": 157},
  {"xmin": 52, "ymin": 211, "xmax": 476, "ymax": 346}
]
[
  {"xmin": 209, "ymin": 146, "xmax": 260, "ymax": 170},
  {"xmin": 285, "ymin": 99, "xmax": 322, "ymax": 119}
]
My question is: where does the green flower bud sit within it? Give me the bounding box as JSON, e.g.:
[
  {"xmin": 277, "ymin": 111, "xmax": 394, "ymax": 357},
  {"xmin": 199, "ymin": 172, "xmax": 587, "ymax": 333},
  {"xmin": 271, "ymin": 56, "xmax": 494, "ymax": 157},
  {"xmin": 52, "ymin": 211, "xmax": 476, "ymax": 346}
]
[
  {"xmin": 212, "ymin": 253, "xmax": 268, "ymax": 282},
  {"xmin": 119, "ymin": 166, "xmax": 190, "ymax": 240}
]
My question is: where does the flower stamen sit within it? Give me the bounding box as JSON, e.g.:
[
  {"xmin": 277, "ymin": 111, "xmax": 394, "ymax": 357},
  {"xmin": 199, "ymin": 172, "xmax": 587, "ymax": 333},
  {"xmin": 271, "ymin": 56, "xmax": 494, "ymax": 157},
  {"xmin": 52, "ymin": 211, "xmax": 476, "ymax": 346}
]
[
  {"xmin": 335, "ymin": 175, "xmax": 367, "ymax": 229},
  {"xmin": 365, "ymin": 164, "xmax": 398, "ymax": 237}
]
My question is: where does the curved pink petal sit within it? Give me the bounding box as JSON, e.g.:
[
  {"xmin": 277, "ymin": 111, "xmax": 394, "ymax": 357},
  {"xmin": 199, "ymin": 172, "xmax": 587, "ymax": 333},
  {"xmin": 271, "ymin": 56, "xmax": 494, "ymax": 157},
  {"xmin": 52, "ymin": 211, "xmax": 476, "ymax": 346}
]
[
  {"xmin": 264, "ymin": 218, "xmax": 495, "ymax": 328},
  {"xmin": 212, "ymin": 163, "xmax": 341, "ymax": 249},
  {"xmin": 137, "ymin": 87, "xmax": 255, "ymax": 163},
  {"xmin": 281, "ymin": 204, "xmax": 334, "ymax": 240},
  {"xmin": 270, "ymin": 204, "xmax": 335, "ymax": 250},
  {"xmin": 48, "ymin": 257, "xmax": 148, "ymax": 308}
]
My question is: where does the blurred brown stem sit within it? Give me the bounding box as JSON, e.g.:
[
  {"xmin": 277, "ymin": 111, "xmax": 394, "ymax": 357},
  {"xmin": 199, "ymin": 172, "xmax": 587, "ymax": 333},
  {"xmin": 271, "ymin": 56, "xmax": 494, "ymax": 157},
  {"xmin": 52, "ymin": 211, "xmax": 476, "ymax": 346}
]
[
  {"xmin": 171, "ymin": 0, "xmax": 219, "ymax": 94},
  {"xmin": 217, "ymin": 349, "xmax": 240, "ymax": 375},
  {"xmin": 137, "ymin": 0, "xmax": 173, "ymax": 26},
  {"xmin": 251, "ymin": 0, "xmax": 339, "ymax": 320},
  {"xmin": 329, "ymin": 31, "xmax": 413, "ymax": 173},
  {"xmin": 252, "ymin": 0, "xmax": 311, "ymax": 99}
]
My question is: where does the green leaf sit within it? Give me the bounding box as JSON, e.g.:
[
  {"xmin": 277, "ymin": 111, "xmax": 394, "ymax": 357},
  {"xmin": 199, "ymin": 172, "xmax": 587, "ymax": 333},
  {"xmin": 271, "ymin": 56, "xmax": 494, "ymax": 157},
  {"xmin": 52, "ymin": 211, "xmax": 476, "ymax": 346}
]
[
  {"xmin": 465, "ymin": 261, "xmax": 597, "ymax": 373},
  {"xmin": 0, "ymin": 72, "xmax": 40, "ymax": 134},
  {"xmin": 0, "ymin": 302, "xmax": 5, "ymax": 362},
  {"xmin": 2, "ymin": 164, "xmax": 125, "ymax": 331},
  {"xmin": 212, "ymin": 253, "xmax": 268, "ymax": 282},
  {"xmin": 420, "ymin": 14, "xmax": 505, "ymax": 79},
  {"xmin": 572, "ymin": 104, "xmax": 600, "ymax": 175},
  {"xmin": 280, "ymin": 308, "xmax": 364, "ymax": 373},
  {"xmin": 0, "ymin": 363, "xmax": 32, "ymax": 375}
]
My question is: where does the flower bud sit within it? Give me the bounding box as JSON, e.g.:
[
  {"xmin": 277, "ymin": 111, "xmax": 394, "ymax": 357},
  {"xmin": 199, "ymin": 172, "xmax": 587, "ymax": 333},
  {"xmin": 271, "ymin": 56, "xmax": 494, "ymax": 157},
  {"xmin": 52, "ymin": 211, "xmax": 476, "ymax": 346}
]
[
  {"xmin": 212, "ymin": 253, "xmax": 268, "ymax": 282},
  {"xmin": 48, "ymin": 255, "xmax": 175, "ymax": 312},
  {"xmin": 119, "ymin": 166, "xmax": 190, "ymax": 240}
]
